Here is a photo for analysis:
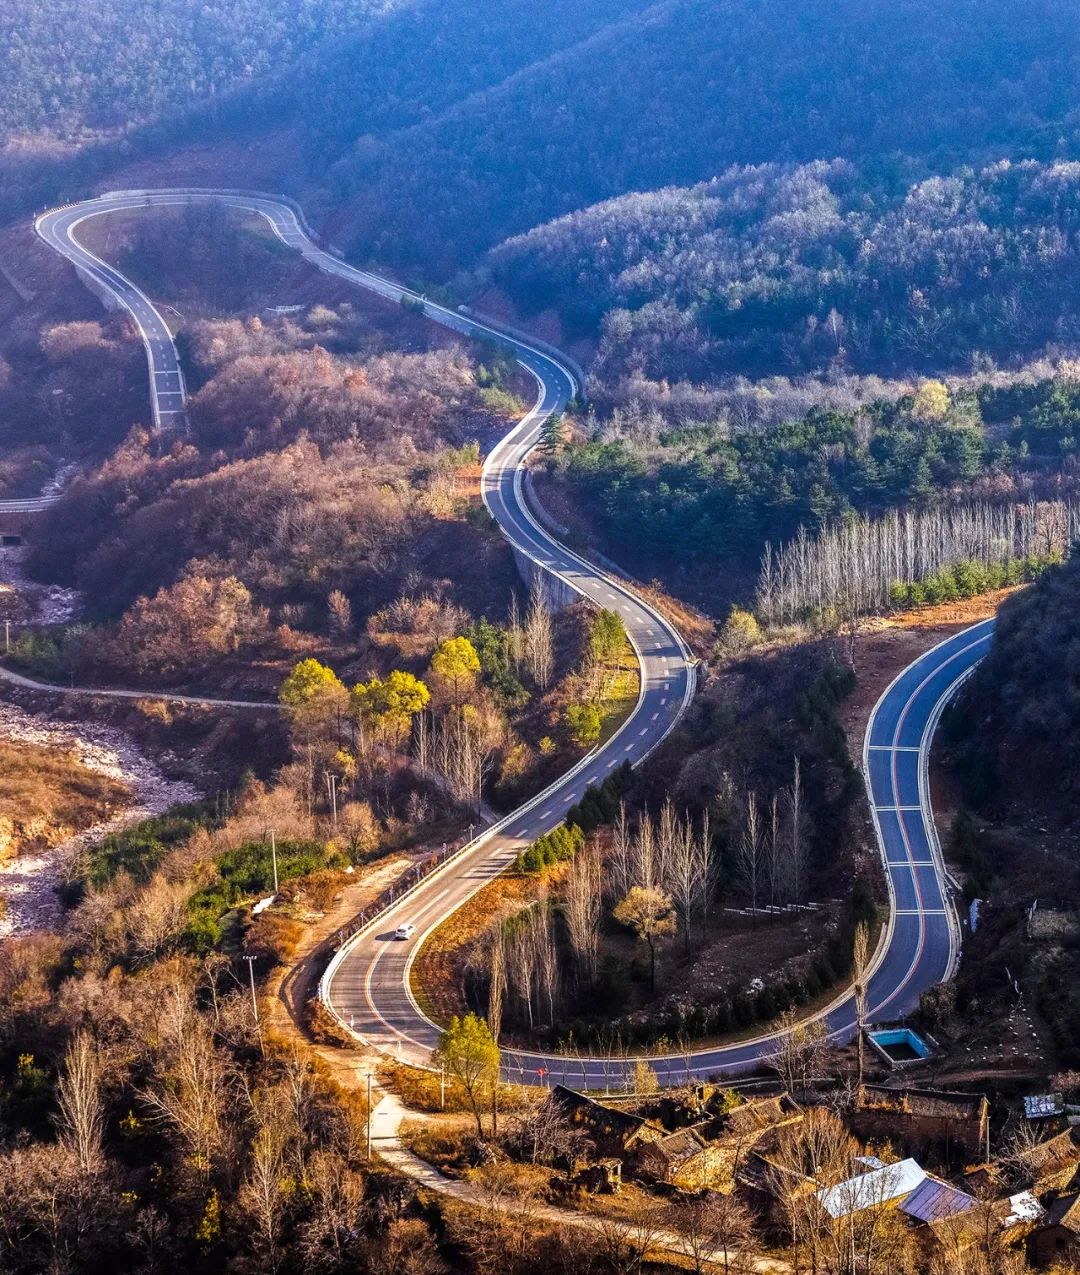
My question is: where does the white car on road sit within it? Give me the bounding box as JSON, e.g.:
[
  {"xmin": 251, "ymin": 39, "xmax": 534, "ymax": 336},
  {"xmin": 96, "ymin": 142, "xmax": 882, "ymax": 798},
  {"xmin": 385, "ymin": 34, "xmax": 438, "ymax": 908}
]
[{"xmin": 393, "ymin": 922, "xmax": 416, "ymax": 941}]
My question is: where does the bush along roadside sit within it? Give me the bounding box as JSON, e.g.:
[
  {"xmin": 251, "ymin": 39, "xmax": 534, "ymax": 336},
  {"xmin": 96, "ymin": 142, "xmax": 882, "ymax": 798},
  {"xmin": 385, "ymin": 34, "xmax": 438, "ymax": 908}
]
[
  {"xmin": 887, "ymin": 553, "xmax": 1058, "ymax": 611},
  {"xmin": 512, "ymin": 761, "xmax": 635, "ymax": 874}
]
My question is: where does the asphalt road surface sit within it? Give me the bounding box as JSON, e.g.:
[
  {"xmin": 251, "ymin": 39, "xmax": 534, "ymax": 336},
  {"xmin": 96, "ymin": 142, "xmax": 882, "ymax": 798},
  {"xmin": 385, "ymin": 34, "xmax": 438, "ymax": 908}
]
[{"xmin": 21, "ymin": 189, "xmax": 990, "ymax": 1085}]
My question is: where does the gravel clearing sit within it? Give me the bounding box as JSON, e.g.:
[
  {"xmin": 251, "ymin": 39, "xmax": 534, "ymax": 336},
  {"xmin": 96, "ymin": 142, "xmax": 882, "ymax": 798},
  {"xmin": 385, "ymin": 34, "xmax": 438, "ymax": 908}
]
[{"xmin": 0, "ymin": 700, "xmax": 200, "ymax": 938}]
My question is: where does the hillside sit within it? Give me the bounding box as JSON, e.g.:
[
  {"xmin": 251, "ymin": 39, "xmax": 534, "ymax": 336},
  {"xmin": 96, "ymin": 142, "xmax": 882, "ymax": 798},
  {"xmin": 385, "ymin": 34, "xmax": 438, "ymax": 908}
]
[
  {"xmin": 323, "ymin": 0, "xmax": 1080, "ymax": 270},
  {"xmin": 8, "ymin": 0, "xmax": 1080, "ymax": 291},
  {"xmin": 489, "ymin": 159, "xmax": 1080, "ymax": 384},
  {"xmin": 0, "ymin": 0, "xmax": 394, "ymax": 144},
  {"xmin": 951, "ymin": 554, "xmax": 1080, "ymax": 814}
]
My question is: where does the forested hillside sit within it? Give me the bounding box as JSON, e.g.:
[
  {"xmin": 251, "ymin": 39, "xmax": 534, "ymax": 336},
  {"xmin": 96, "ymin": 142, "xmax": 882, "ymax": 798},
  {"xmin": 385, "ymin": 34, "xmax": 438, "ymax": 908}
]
[
  {"xmin": 490, "ymin": 159, "xmax": 1080, "ymax": 383},
  {"xmin": 326, "ymin": 0, "xmax": 1080, "ymax": 269},
  {"xmin": 952, "ymin": 554, "xmax": 1080, "ymax": 810},
  {"xmin": 0, "ymin": 0, "xmax": 394, "ymax": 143},
  {"xmin": 547, "ymin": 373, "xmax": 1080, "ymax": 603}
]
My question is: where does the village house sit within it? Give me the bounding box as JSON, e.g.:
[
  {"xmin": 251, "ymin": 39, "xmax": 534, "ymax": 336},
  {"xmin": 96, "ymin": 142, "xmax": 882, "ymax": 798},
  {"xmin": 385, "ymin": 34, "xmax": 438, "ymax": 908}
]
[
  {"xmin": 550, "ymin": 1084, "xmax": 802, "ymax": 1192},
  {"xmin": 899, "ymin": 1177, "xmax": 1043, "ymax": 1260},
  {"xmin": 550, "ymin": 1085, "xmax": 664, "ymax": 1158},
  {"xmin": 993, "ymin": 1191, "xmax": 1046, "ymax": 1247},
  {"xmin": 814, "ymin": 1157, "xmax": 927, "ymax": 1220},
  {"xmin": 706, "ymin": 1091, "xmax": 803, "ymax": 1142},
  {"xmin": 1016, "ymin": 1126, "xmax": 1080, "ymax": 1197},
  {"xmin": 1028, "ymin": 1191, "xmax": 1080, "ymax": 1266},
  {"xmin": 897, "ymin": 1173, "xmax": 979, "ymax": 1259},
  {"xmin": 852, "ymin": 1084, "xmax": 989, "ymax": 1162},
  {"xmin": 634, "ymin": 1127, "xmax": 729, "ymax": 1190}
]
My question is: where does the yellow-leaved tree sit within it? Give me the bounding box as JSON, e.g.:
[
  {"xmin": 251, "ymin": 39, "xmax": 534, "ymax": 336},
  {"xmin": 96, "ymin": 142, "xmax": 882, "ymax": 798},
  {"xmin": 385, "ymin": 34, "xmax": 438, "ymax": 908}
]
[
  {"xmin": 279, "ymin": 658, "xmax": 348, "ymax": 756},
  {"xmin": 350, "ymin": 669, "xmax": 430, "ymax": 751},
  {"xmin": 911, "ymin": 379, "xmax": 950, "ymax": 423},
  {"xmin": 429, "ymin": 635, "xmax": 481, "ymax": 708}
]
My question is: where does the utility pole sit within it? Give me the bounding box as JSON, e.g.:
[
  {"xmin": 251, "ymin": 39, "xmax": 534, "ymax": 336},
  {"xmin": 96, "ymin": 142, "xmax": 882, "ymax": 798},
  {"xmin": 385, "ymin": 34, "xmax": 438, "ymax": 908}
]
[
  {"xmin": 4, "ymin": 620, "xmax": 9, "ymax": 654},
  {"xmin": 242, "ymin": 954, "xmax": 262, "ymax": 1054},
  {"xmin": 366, "ymin": 1073, "xmax": 373, "ymax": 1159},
  {"xmin": 270, "ymin": 828, "xmax": 278, "ymax": 894},
  {"xmin": 325, "ymin": 772, "xmax": 338, "ymax": 829},
  {"xmin": 243, "ymin": 955, "xmax": 259, "ymax": 1023}
]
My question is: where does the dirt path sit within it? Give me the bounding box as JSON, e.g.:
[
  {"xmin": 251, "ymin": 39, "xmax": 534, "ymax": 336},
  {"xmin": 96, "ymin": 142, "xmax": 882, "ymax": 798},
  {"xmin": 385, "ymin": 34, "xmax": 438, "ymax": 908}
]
[{"xmin": 264, "ymin": 855, "xmax": 409, "ymax": 1084}]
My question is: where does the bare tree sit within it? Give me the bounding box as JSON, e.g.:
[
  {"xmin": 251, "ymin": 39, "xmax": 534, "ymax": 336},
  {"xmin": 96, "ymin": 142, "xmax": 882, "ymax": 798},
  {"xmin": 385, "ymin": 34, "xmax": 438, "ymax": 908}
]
[
  {"xmin": 239, "ymin": 1119, "xmax": 289, "ymax": 1273},
  {"xmin": 608, "ymin": 801, "xmax": 635, "ymax": 901},
  {"xmin": 523, "ymin": 578, "xmax": 554, "ymax": 690},
  {"xmin": 139, "ymin": 980, "xmax": 228, "ymax": 1178},
  {"xmin": 505, "ymin": 1096, "xmax": 592, "ymax": 1167},
  {"xmin": 665, "ymin": 810, "xmax": 710, "ymax": 954},
  {"xmin": 536, "ymin": 902, "xmax": 559, "ymax": 1028},
  {"xmin": 738, "ymin": 791, "xmax": 761, "ymax": 925},
  {"xmin": 632, "ymin": 810, "xmax": 657, "ymax": 892},
  {"xmin": 766, "ymin": 792, "xmax": 782, "ymax": 915},
  {"xmin": 487, "ymin": 927, "xmax": 506, "ymax": 1043},
  {"xmin": 852, "ymin": 922, "xmax": 870, "ymax": 1091},
  {"xmin": 784, "ymin": 757, "xmax": 807, "ymax": 908},
  {"xmin": 364, "ymin": 1217, "xmax": 446, "ymax": 1275},
  {"xmin": 592, "ymin": 1199, "xmax": 667, "ymax": 1275},
  {"xmin": 452, "ymin": 1161, "xmax": 543, "ymax": 1275},
  {"xmin": 327, "ymin": 588, "xmax": 352, "ymax": 635},
  {"xmin": 673, "ymin": 1192, "xmax": 756, "ymax": 1275},
  {"xmin": 563, "ymin": 849, "xmax": 601, "ymax": 988},
  {"xmin": 768, "ymin": 1106, "xmax": 854, "ymax": 1272},
  {"xmin": 756, "ymin": 498, "xmax": 1080, "ymax": 626},
  {"xmin": 297, "ymin": 1150, "xmax": 367, "ymax": 1273},
  {"xmin": 764, "ymin": 1009, "xmax": 831, "ymax": 1097},
  {"xmin": 126, "ymin": 874, "xmax": 189, "ymax": 963},
  {"xmin": 656, "ymin": 798, "xmax": 679, "ymax": 891},
  {"xmin": 506, "ymin": 911, "xmax": 539, "ymax": 1032},
  {"xmin": 55, "ymin": 1030, "xmax": 104, "ymax": 1176}
]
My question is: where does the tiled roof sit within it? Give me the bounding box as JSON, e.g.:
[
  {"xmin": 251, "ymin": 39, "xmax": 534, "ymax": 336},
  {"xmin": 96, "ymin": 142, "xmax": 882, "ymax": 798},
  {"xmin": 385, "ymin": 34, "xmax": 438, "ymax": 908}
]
[
  {"xmin": 551, "ymin": 1085, "xmax": 650, "ymax": 1135},
  {"xmin": 720, "ymin": 1094, "xmax": 794, "ymax": 1138},
  {"xmin": 1023, "ymin": 1128, "xmax": 1080, "ymax": 1179},
  {"xmin": 651, "ymin": 1129, "xmax": 707, "ymax": 1164}
]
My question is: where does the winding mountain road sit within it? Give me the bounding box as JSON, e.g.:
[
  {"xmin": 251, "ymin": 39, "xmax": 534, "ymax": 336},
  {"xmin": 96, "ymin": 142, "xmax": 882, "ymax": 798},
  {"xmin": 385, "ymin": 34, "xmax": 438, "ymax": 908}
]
[{"xmin": 10, "ymin": 189, "xmax": 989, "ymax": 1084}]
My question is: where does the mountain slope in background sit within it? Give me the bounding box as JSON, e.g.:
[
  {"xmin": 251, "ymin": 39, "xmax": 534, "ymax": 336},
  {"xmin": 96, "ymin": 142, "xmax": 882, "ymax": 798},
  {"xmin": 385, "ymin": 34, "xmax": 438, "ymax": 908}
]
[
  {"xmin": 0, "ymin": 0, "xmax": 401, "ymax": 143},
  {"xmin": 304, "ymin": 0, "xmax": 1080, "ymax": 270}
]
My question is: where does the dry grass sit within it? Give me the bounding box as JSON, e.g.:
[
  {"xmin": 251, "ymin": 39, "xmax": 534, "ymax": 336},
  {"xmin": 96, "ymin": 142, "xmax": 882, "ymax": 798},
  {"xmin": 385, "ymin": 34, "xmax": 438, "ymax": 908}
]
[
  {"xmin": 379, "ymin": 1059, "xmax": 537, "ymax": 1112},
  {"xmin": 597, "ymin": 633, "xmax": 641, "ymax": 744},
  {"xmin": 0, "ymin": 740, "xmax": 131, "ymax": 859}
]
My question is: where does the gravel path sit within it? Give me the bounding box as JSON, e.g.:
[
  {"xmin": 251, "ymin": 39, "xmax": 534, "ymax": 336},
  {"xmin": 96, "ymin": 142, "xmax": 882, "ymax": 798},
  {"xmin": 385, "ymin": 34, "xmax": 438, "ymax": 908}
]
[{"xmin": 0, "ymin": 700, "xmax": 200, "ymax": 938}]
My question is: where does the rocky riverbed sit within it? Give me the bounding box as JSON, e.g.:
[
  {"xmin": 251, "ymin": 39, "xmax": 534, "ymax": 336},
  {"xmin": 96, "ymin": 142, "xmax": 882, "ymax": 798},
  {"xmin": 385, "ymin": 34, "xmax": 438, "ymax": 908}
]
[
  {"xmin": 0, "ymin": 700, "xmax": 200, "ymax": 937},
  {"xmin": 0, "ymin": 543, "xmax": 80, "ymax": 627}
]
